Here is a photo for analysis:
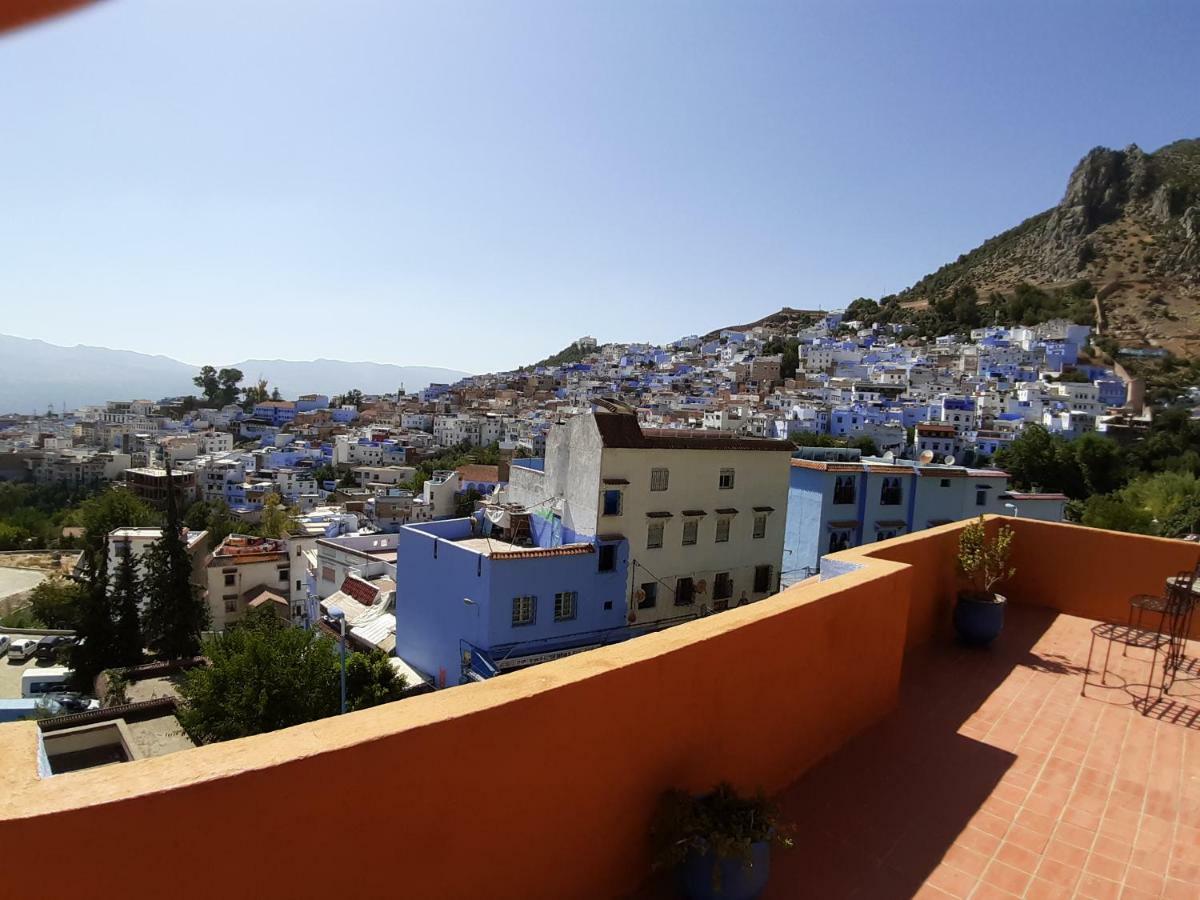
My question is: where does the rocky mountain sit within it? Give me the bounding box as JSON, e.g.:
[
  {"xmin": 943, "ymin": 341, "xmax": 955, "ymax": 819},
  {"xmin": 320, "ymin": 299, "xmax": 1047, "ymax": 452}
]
[
  {"xmin": 899, "ymin": 138, "xmax": 1200, "ymax": 353},
  {"xmin": 0, "ymin": 334, "xmax": 469, "ymax": 414}
]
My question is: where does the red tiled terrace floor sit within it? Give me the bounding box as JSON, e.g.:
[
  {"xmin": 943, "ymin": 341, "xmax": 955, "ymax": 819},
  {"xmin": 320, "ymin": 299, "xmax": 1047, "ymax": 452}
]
[{"xmin": 763, "ymin": 605, "xmax": 1200, "ymax": 900}]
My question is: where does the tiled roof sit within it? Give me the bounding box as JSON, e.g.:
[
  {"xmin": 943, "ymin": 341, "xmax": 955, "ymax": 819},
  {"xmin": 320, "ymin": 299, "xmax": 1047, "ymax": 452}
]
[
  {"xmin": 593, "ymin": 411, "xmax": 792, "ymax": 451},
  {"xmin": 339, "ymin": 575, "xmax": 380, "ymax": 606},
  {"xmin": 488, "ymin": 544, "xmax": 595, "ymax": 560},
  {"xmin": 455, "ymin": 464, "xmax": 501, "ymax": 484}
]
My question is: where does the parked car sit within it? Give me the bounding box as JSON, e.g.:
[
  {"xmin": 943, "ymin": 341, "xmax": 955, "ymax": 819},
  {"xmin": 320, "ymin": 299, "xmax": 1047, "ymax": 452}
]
[
  {"xmin": 35, "ymin": 635, "xmax": 74, "ymax": 662},
  {"xmin": 0, "ymin": 635, "xmax": 9, "ymax": 657},
  {"xmin": 7, "ymin": 638, "xmax": 37, "ymax": 662},
  {"xmin": 41, "ymin": 692, "xmax": 93, "ymax": 713}
]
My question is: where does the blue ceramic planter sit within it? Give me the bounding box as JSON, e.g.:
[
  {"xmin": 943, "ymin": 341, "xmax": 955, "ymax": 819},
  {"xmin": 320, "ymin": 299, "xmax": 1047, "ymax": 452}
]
[
  {"xmin": 679, "ymin": 841, "xmax": 771, "ymax": 900},
  {"xmin": 953, "ymin": 593, "xmax": 1006, "ymax": 646}
]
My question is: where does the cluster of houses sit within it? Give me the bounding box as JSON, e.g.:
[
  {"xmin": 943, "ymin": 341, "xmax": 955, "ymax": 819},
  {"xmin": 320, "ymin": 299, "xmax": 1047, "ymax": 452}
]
[{"xmin": 3, "ymin": 309, "xmax": 1146, "ymax": 691}]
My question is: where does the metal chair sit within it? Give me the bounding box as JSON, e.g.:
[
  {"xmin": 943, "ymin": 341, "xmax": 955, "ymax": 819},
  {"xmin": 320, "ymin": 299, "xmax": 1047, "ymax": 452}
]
[
  {"xmin": 1125, "ymin": 557, "xmax": 1200, "ymax": 656},
  {"xmin": 1086, "ymin": 570, "xmax": 1197, "ymax": 708}
]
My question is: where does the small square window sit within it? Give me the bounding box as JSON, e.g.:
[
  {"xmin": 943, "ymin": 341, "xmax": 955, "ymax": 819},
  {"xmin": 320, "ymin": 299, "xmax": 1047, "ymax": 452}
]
[
  {"xmin": 647, "ymin": 521, "xmax": 664, "ymax": 549},
  {"xmin": 602, "ymin": 489, "xmax": 623, "ymax": 516},
  {"xmin": 224, "ymin": 598, "xmax": 237, "ymax": 613},
  {"xmin": 675, "ymin": 577, "xmax": 695, "ymax": 606},
  {"xmin": 752, "ymin": 514, "xmax": 766, "ymax": 539},
  {"xmin": 603, "ymin": 600, "xmax": 613, "ymax": 610},
  {"xmin": 976, "ymin": 489, "xmax": 987, "ymax": 507},
  {"xmin": 682, "ymin": 520, "xmax": 698, "ymax": 546},
  {"xmin": 650, "ymin": 467, "xmax": 669, "ymax": 492},
  {"xmin": 512, "ymin": 595, "xmax": 536, "ymax": 626},
  {"xmin": 715, "ymin": 518, "xmax": 730, "ymax": 543},
  {"xmin": 224, "ymin": 573, "xmax": 236, "ymax": 586},
  {"xmin": 638, "ymin": 582, "xmax": 658, "ymax": 609},
  {"xmin": 940, "ymin": 479, "xmax": 950, "ymax": 488},
  {"xmin": 278, "ymin": 569, "xmax": 289, "ymax": 581},
  {"xmin": 718, "ymin": 468, "xmax": 735, "ymax": 490},
  {"xmin": 554, "ymin": 591, "xmax": 577, "ymax": 621}
]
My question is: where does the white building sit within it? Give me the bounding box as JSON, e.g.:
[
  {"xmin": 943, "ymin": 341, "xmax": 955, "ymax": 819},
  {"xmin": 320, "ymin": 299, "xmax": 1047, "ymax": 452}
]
[{"xmin": 504, "ymin": 403, "xmax": 793, "ymax": 626}]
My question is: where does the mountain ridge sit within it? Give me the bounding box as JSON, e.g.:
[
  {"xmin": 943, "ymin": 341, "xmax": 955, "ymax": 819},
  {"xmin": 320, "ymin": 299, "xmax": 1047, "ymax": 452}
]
[{"xmin": 0, "ymin": 333, "xmax": 470, "ymax": 414}]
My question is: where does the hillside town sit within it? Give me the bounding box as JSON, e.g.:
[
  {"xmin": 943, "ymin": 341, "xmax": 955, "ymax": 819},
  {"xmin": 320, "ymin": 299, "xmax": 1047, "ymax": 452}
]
[{"xmin": 2, "ymin": 309, "xmax": 1139, "ymax": 708}]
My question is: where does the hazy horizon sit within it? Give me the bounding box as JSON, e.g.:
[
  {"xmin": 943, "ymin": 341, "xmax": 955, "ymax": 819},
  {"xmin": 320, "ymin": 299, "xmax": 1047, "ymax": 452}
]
[{"xmin": 1, "ymin": 1, "xmax": 1197, "ymax": 372}]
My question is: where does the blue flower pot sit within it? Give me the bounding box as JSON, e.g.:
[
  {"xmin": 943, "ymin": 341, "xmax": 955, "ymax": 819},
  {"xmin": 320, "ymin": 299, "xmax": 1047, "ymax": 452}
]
[
  {"xmin": 953, "ymin": 593, "xmax": 1006, "ymax": 646},
  {"xmin": 679, "ymin": 841, "xmax": 771, "ymax": 900}
]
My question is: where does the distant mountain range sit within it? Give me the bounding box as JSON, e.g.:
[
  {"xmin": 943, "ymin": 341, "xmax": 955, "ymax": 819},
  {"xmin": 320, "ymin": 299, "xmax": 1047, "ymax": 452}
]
[{"xmin": 0, "ymin": 334, "xmax": 470, "ymax": 414}]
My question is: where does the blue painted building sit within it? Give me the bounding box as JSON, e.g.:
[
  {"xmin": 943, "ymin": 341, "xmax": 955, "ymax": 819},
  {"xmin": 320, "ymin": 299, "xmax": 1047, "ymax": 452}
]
[{"xmin": 393, "ymin": 514, "xmax": 631, "ymax": 687}]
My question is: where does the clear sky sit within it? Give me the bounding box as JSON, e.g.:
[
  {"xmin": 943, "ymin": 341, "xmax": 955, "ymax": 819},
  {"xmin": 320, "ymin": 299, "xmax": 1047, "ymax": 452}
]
[{"xmin": 0, "ymin": 1, "xmax": 1196, "ymax": 374}]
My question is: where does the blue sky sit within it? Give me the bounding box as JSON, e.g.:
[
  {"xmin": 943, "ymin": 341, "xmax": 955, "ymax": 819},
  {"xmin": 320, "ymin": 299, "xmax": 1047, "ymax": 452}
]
[{"xmin": 0, "ymin": 1, "xmax": 1196, "ymax": 374}]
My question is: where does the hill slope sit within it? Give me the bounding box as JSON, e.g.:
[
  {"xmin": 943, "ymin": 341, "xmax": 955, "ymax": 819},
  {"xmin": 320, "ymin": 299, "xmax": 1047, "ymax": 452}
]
[
  {"xmin": 899, "ymin": 139, "xmax": 1200, "ymax": 352},
  {"xmin": 0, "ymin": 334, "xmax": 469, "ymax": 414}
]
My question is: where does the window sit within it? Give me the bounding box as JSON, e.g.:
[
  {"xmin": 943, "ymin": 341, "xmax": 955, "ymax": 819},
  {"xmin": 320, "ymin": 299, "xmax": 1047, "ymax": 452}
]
[
  {"xmin": 512, "ymin": 595, "xmax": 536, "ymax": 626},
  {"xmin": 638, "ymin": 582, "xmax": 657, "ymax": 610},
  {"xmin": 718, "ymin": 468, "xmax": 735, "ymax": 490},
  {"xmin": 715, "ymin": 518, "xmax": 730, "ymax": 543},
  {"xmin": 321, "ymin": 566, "xmax": 335, "ymax": 582},
  {"xmin": 833, "ymin": 476, "xmax": 856, "ymax": 505},
  {"xmin": 752, "ymin": 514, "xmax": 767, "ymax": 539},
  {"xmin": 827, "ymin": 530, "xmax": 853, "ymax": 553},
  {"xmin": 602, "ymin": 489, "xmax": 623, "ymax": 516},
  {"xmin": 940, "ymin": 479, "xmax": 950, "ymax": 488},
  {"xmin": 279, "ymin": 569, "xmax": 289, "ymax": 582},
  {"xmin": 876, "ymin": 529, "xmax": 899, "ymax": 542},
  {"xmin": 976, "ymin": 489, "xmax": 987, "ymax": 507},
  {"xmin": 603, "ymin": 600, "xmax": 613, "ymax": 610},
  {"xmin": 650, "ymin": 467, "xmax": 669, "ymax": 492},
  {"xmin": 713, "ymin": 572, "xmax": 732, "ymax": 601},
  {"xmin": 754, "ymin": 565, "xmax": 772, "ymax": 593},
  {"xmin": 598, "ymin": 544, "xmax": 616, "ymax": 572},
  {"xmin": 296, "ymin": 580, "xmax": 303, "ymax": 591},
  {"xmin": 675, "ymin": 576, "xmax": 695, "ymax": 606},
  {"xmin": 554, "ymin": 591, "xmax": 577, "ymax": 621},
  {"xmin": 647, "ymin": 521, "xmax": 664, "ymax": 549},
  {"xmin": 880, "ymin": 477, "xmax": 902, "ymax": 506},
  {"xmin": 682, "ymin": 520, "xmax": 698, "ymax": 546},
  {"xmin": 224, "ymin": 598, "xmax": 237, "ymax": 613},
  {"xmin": 224, "ymin": 573, "xmax": 236, "ymax": 587}
]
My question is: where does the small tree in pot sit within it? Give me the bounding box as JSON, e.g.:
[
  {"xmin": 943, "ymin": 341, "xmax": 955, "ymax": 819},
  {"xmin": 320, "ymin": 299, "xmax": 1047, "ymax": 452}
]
[
  {"xmin": 651, "ymin": 782, "xmax": 793, "ymax": 900},
  {"xmin": 954, "ymin": 515, "xmax": 1016, "ymax": 645}
]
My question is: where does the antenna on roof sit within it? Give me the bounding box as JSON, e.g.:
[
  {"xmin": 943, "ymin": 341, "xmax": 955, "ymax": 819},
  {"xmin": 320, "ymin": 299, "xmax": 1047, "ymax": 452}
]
[
  {"xmin": 919, "ymin": 450, "xmax": 934, "ymax": 465},
  {"xmin": 944, "ymin": 455, "xmax": 957, "ymax": 466}
]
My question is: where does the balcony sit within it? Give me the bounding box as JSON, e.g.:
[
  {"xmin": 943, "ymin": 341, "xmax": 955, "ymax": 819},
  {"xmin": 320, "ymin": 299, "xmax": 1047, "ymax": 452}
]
[{"xmin": 1, "ymin": 519, "xmax": 1198, "ymax": 898}]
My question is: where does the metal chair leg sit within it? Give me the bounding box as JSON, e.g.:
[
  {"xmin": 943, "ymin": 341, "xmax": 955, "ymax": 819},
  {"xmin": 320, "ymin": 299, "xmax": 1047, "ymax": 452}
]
[
  {"xmin": 1084, "ymin": 631, "xmax": 1098, "ymax": 696},
  {"xmin": 1102, "ymin": 633, "xmax": 1114, "ymax": 686}
]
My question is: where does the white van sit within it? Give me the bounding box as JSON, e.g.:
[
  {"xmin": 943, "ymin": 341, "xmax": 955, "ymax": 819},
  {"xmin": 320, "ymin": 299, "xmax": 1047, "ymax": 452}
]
[
  {"xmin": 8, "ymin": 638, "xmax": 37, "ymax": 662},
  {"xmin": 20, "ymin": 666, "xmax": 71, "ymax": 698}
]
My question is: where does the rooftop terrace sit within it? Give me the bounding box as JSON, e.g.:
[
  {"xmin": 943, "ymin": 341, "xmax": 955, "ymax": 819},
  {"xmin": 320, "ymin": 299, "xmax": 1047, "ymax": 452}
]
[{"xmin": 1, "ymin": 518, "xmax": 1198, "ymax": 898}]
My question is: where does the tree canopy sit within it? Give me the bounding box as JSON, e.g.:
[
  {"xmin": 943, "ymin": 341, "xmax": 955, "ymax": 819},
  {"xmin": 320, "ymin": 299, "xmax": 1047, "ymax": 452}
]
[
  {"xmin": 192, "ymin": 366, "xmax": 244, "ymax": 407},
  {"xmin": 177, "ymin": 607, "xmax": 406, "ymax": 742}
]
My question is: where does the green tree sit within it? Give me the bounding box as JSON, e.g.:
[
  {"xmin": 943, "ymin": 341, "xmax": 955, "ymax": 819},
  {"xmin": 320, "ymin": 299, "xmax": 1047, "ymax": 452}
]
[
  {"xmin": 141, "ymin": 459, "xmax": 209, "ymax": 659},
  {"xmin": 184, "ymin": 498, "xmax": 240, "ymax": 546},
  {"xmin": 335, "ymin": 389, "xmax": 364, "ymax": 410},
  {"xmin": 28, "ymin": 574, "xmax": 84, "ymax": 629},
  {"xmin": 1080, "ymin": 494, "xmax": 1156, "ymax": 535},
  {"xmin": 177, "ymin": 608, "xmax": 406, "ymax": 743},
  {"xmin": 192, "ymin": 365, "xmax": 220, "ymax": 405},
  {"xmin": 242, "ymin": 378, "xmax": 271, "ymax": 409},
  {"xmin": 217, "ymin": 368, "xmax": 244, "ymax": 406},
  {"xmin": 110, "ymin": 542, "xmax": 144, "ymax": 667},
  {"xmin": 69, "ymin": 547, "xmax": 118, "ymax": 692},
  {"xmin": 455, "ymin": 488, "xmax": 484, "ymax": 517},
  {"xmin": 1071, "ymin": 433, "xmax": 1126, "ymax": 496},
  {"xmin": 259, "ymin": 492, "xmax": 296, "ymax": 539},
  {"xmin": 76, "ymin": 488, "xmax": 158, "ymax": 578}
]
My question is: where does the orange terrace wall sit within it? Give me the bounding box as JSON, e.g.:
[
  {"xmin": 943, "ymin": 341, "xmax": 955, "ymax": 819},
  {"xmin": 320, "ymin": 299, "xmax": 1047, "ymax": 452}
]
[{"xmin": 0, "ymin": 553, "xmax": 914, "ymax": 899}]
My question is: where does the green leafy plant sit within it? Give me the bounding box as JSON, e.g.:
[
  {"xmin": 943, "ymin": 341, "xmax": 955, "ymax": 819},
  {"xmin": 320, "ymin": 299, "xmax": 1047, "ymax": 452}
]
[
  {"xmin": 957, "ymin": 516, "xmax": 1015, "ymax": 600},
  {"xmin": 651, "ymin": 783, "xmax": 792, "ymax": 890}
]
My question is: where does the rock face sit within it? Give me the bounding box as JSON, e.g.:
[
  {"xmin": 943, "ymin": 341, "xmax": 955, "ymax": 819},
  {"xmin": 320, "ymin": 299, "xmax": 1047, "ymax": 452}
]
[{"xmin": 899, "ymin": 138, "xmax": 1200, "ymax": 354}]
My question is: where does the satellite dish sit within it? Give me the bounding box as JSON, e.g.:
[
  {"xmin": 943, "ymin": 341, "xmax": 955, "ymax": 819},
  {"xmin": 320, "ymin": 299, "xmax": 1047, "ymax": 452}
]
[
  {"xmin": 919, "ymin": 450, "xmax": 935, "ymax": 464},
  {"xmin": 882, "ymin": 450, "xmax": 895, "ymax": 463},
  {"xmin": 634, "ymin": 589, "xmax": 646, "ymax": 602},
  {"xmin": 944, "ymin": 455, "xmax": 957, "ymax": 466}
]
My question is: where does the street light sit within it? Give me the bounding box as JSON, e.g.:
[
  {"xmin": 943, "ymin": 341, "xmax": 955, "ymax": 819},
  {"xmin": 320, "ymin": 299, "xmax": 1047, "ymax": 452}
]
[
  {"xmin": 328, "ymin": 605, "xmax": 347, "ymax": 715},
  {"xmin": 1004, "ymin": 502, "xmax": 1020, "ymax": 518}
]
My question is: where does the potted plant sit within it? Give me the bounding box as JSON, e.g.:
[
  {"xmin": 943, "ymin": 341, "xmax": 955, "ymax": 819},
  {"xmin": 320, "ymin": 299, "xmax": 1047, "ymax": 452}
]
[
  {"xmin": 954, "ymin": 515, "xmax": 1015, "ymax": 645},
  {"xmin": 651, "ymin": 782, "xmax": 793, "ymax": 900}
]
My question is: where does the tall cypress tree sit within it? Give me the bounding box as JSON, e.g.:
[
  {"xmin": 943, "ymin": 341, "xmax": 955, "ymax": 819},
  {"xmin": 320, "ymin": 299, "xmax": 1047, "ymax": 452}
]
[
  {"xmin": 142, "ymin": 456, "xmax": 210, "ymax": 659},
  {"xmin": 110, "ymin": 541, "xmax": 145, "ymax": 667},
  {"xmin": 69, "ymin": 541, "xmax": 118, "ymax": 692}
]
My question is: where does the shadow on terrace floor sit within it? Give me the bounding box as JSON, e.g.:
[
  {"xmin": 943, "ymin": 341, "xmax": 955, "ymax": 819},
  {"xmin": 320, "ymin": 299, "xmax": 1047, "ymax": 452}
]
[{"xmin": 760, "ymin": 605, "xmax": 1200, "ymax": 899}]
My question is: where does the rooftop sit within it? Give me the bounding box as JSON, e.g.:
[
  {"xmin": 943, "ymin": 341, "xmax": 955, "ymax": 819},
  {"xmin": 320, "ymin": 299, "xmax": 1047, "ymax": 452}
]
[{"xmin": 2, "ymin": 519, "xmax": 1199, "ymax": 898}]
